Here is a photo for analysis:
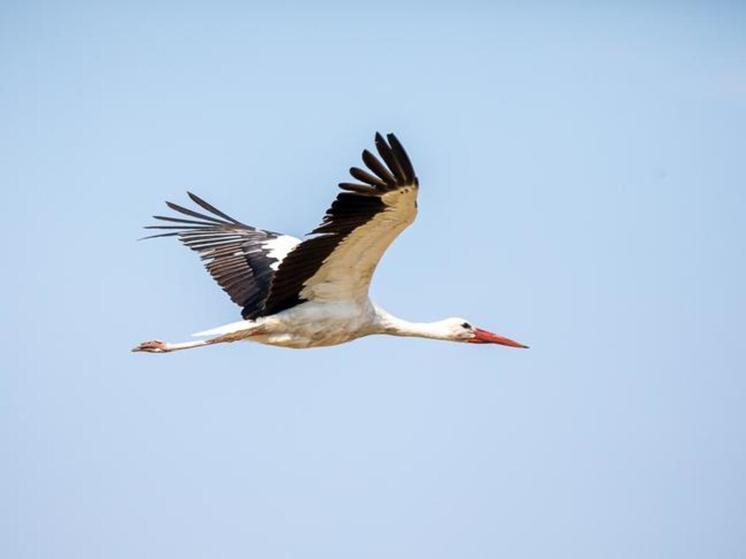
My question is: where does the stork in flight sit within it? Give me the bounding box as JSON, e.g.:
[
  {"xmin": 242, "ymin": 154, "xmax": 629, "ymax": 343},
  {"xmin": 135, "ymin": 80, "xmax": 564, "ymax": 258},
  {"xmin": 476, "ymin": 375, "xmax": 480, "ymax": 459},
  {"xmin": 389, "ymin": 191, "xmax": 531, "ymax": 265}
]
[{"xmin": 133, "ymin": 133, "xmax": 527, "ymax": 353}]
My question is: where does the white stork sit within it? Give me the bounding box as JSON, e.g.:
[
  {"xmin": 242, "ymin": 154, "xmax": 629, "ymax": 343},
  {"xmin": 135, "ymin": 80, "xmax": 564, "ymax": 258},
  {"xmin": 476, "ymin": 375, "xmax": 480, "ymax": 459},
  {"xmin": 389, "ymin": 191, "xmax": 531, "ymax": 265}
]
[{"xmin": 133, "ymin": 133, "xmax": 527, "ymax": 353}]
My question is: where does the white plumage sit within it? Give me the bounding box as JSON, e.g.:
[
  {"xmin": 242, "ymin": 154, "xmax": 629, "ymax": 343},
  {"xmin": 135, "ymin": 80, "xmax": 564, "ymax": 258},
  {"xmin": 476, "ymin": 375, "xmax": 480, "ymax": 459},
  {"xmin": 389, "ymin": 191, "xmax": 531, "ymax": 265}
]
[
  {"xmin": 133, "ymin": 133, "xmax": 527, "ymax": 353},
  {"xmin": 264, "ymin": 235, "xmax": 301, "ymax": 271}
]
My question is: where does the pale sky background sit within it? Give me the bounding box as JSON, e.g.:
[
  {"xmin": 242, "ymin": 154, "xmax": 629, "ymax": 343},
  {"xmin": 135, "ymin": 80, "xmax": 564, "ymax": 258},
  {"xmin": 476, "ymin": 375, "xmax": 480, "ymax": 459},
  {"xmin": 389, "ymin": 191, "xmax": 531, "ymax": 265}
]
[{"xmin": 2, "ymin": 1, "xmax": 745, "ymax": 557}]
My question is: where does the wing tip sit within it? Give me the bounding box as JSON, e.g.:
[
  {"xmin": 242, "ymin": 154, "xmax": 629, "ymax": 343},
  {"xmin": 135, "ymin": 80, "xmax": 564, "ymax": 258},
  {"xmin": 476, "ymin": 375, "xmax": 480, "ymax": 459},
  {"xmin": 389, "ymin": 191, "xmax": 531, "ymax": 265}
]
[{"xmin": 370, "ymin": 131, "xmax": 416, "ymax": 186}]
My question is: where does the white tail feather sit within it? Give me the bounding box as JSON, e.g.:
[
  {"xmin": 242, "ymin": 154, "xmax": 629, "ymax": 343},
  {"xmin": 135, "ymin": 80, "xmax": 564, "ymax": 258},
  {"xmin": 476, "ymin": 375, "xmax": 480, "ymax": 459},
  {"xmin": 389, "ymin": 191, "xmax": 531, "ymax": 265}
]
[{"xmin": 192, "ymin": 319, "xmax": 257, "ymax": 337}]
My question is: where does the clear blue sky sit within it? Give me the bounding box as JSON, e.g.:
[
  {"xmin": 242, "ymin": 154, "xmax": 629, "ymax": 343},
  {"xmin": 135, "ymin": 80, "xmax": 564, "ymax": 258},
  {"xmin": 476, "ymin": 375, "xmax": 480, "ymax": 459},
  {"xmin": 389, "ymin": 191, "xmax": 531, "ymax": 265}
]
[{"xmin": 2, "ymin": 1, "xmax": 745, "ymax": 557}]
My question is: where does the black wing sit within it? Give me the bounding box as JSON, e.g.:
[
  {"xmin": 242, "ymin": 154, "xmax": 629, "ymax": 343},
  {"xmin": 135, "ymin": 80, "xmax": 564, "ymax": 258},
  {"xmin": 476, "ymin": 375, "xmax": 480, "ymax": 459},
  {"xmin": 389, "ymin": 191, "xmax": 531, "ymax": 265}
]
[{"xmin": 143, "ymin": 192, "xmax": 300, "ymax": 319}]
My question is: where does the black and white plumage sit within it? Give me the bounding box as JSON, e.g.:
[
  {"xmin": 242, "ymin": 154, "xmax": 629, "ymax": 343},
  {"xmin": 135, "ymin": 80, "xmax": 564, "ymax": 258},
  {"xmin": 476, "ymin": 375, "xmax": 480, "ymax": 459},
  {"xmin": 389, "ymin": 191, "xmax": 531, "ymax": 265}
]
[{"xmin": 134, "ymin": 133, "xmax": 527, "ymax": 352}]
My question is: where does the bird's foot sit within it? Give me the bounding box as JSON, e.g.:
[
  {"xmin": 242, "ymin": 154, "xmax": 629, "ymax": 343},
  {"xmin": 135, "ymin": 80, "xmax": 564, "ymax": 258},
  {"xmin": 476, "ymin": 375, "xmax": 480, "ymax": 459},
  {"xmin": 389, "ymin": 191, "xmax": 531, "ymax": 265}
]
[{"xmin": 132, "ymin": 339, "xmax": 170, "ymax": 353}]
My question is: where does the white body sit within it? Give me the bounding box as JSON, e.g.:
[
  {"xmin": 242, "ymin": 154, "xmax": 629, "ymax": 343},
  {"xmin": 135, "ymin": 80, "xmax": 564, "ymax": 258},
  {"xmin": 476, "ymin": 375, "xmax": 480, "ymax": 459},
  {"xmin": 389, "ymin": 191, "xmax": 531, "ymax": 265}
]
[{"xmin": 192, "ymin": 299, "xmax": 460, "ymax": 349}]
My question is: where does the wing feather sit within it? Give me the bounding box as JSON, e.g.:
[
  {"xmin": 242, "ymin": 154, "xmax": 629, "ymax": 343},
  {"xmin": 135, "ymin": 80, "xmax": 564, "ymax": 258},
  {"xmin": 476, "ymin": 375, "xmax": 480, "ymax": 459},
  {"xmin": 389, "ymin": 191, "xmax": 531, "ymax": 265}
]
[
  {"xmin": 140, "ymin": 132, "xmax": 419, "ymax": 320},
  {"xmin": 261, "ymin": 132, "xmax": 419, "ymax": 316},
  {"xmin": 142, "ymin": 194, "xmax": 300, "ymax": 318}
]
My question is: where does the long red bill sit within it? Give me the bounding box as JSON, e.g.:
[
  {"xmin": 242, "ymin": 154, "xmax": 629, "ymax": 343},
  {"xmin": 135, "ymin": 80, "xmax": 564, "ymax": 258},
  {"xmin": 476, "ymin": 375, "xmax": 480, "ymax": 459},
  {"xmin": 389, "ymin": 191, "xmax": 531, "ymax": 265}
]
[{"xmin": 469, "ymin": 328, "xmax": 529, "ymax": 348}]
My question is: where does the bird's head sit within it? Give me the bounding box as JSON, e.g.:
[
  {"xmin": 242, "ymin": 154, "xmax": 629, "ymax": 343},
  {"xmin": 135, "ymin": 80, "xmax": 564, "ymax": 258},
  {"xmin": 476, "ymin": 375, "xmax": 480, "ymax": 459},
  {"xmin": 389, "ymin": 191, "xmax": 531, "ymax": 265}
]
[{"xmin": 442, "ymin": 318, "xmax": 529, "ymax": 348}]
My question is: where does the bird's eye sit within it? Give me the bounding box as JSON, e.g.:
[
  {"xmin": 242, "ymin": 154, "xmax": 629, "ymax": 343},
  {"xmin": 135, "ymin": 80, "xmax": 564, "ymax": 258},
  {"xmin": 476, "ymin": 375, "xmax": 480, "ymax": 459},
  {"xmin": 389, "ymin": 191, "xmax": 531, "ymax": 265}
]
[{"xmin": 461, "ymin": 322, "xmax": 472, "ymax": 329}]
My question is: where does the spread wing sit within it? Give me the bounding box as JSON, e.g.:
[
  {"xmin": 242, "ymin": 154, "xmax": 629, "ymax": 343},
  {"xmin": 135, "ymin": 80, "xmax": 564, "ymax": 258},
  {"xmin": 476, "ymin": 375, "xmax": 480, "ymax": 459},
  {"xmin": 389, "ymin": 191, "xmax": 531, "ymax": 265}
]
[
  {"xmin": 142, "ymin": 192, "xmax": 301, "ymax": 319},
  {"xmin": 260, "ymin": 132, "xmax": 419, "ymax": 316}
]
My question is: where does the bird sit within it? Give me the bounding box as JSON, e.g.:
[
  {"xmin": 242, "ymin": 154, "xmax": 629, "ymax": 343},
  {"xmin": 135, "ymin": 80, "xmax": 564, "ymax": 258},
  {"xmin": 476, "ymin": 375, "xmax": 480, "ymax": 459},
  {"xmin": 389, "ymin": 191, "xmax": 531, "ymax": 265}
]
[{"xmin": 133, "ymin": 132, "xmax": 528, "ymax": 353}]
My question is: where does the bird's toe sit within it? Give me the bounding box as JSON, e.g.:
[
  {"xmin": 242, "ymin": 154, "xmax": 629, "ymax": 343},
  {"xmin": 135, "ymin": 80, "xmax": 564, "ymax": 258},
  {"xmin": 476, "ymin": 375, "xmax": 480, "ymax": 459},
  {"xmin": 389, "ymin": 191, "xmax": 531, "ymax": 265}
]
[{"xmin": 132, "ymin": 339, "xmax": 168, "ymax": 353}]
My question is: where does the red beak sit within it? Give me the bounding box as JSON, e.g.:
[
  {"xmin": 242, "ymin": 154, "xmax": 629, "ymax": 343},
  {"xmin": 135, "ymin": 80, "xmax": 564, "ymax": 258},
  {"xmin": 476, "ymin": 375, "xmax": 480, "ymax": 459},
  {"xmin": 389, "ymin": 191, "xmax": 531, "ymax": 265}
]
[{"xmin": 469, "ymin": 328, "xmax": 529, "ymax": 348}]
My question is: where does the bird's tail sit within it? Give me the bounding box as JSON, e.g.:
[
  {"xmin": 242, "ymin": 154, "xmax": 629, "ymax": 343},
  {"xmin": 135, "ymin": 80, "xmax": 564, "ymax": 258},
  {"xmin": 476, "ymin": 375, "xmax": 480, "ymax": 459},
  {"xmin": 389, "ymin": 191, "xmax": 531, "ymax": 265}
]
[{"xmin": 191, "ymin": 319, "xmax": 258, "ymax": 337}]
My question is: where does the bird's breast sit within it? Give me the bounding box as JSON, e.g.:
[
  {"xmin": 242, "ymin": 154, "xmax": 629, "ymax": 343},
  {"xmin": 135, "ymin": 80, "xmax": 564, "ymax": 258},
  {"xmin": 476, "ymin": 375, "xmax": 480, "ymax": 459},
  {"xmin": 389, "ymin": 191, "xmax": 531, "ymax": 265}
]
[{"xmin": 255, "ymin": 301, "xmax": 376, "ymax": 349}]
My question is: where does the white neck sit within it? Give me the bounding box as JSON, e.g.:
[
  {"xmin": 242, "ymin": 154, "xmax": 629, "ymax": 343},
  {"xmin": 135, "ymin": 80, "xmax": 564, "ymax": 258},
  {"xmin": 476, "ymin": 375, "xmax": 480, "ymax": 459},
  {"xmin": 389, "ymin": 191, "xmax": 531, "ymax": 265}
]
[{"xmin": 372, "ymin": 307, "xmax": 453, "ymax": 341}]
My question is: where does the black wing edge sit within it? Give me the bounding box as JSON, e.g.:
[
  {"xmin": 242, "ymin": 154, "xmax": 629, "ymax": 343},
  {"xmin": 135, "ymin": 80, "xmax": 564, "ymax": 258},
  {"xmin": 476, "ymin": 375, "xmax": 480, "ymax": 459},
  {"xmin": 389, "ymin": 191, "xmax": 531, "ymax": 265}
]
[
  {"xmin": 338, "ymin": 132, "xmax": 418, "ymax": 196},
  {"xmin": 140, "ymin": 191, "xmax": 255, "ymax": 240}
]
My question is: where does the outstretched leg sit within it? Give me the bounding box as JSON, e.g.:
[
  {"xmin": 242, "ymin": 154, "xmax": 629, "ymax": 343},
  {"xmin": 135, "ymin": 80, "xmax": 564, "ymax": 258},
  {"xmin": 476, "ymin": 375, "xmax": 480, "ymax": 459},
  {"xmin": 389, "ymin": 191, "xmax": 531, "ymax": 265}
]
[
  {"xmin": 132, "ymin": 338, "xmax": 219, "ymax": 353},
  {"xmin": 133, "ymin": 324, "xmax": 264, "ymax": 354}
]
